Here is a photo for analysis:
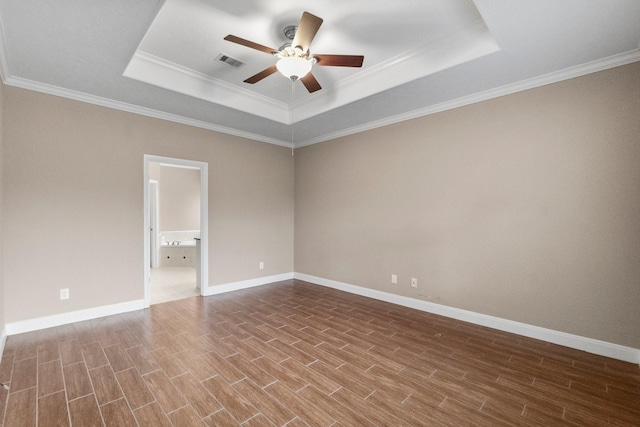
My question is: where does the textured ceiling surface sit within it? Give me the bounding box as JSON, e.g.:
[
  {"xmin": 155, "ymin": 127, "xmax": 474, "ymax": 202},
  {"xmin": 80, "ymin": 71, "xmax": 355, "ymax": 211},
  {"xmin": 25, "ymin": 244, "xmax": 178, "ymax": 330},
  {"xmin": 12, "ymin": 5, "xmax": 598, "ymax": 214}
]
[{"xmin": 0, "ymin": 0, "xmax": 639, "ymax": 147}]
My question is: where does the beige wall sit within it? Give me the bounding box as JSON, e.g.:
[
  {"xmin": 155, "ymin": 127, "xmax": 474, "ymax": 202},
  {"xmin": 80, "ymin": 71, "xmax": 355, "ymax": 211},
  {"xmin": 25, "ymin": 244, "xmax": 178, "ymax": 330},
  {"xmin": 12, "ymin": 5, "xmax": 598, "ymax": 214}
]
[
  {"xmin": 295, "ymin": 62, "xmax": 640, "ymax": 349},
  {"xmin": 149, "ymin": 162, "xmax": 160, "ymax": 181},
  {"xmin": 1, "ymin": 62, "xmax": 638, "ymax": 350},
  {"xmin": 158, "ymin": 165, "xmax": 200, "ymax": 232},
  {"xmin": 2, "ymin": 86, "xmax": 294, "ymax": 323}
]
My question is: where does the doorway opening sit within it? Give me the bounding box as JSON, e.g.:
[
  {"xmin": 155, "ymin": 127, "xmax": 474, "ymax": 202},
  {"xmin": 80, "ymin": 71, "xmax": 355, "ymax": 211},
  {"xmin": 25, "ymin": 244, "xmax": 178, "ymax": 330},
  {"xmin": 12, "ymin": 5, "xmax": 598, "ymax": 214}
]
[{"xmin": 143, "ymin": 155, "xmax": 208, "ymax": 307}]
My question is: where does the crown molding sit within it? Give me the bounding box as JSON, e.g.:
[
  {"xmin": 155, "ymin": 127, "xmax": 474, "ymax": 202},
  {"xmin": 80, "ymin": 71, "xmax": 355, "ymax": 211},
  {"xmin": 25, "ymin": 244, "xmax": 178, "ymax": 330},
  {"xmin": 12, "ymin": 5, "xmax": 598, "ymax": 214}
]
[
  {"xmin": 1, "ymin": 9, "xmax": 638, "ymax": 152},
  {"xmin": 0, "ymin": 15, "xmax": 290, "ymax": 146},
  {"xmin": 291, "ymin": 19, "xmax": 500, "ymax": 123},
  {"xmin": 295, "ymin": 48, "xmax": 640, "ymax": 148},
  {"xmin": 3, "ymin": 75, "xmax": 291, "ymax": 147},
  {"xmin": 124, "ymin": 19, "xmax": 499, "ymax": 126},
  {"xmin": 124, "ymin": 51, "xmax": 291, "ymax": 124}
]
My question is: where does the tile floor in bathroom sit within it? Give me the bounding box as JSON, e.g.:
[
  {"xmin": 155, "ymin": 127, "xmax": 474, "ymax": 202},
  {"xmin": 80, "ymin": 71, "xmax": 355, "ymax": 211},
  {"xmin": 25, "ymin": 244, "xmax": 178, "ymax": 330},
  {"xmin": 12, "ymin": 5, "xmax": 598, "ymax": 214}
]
[{"xmin": 150, "ymin": 267, "xmax": 199, "ymax": 305}]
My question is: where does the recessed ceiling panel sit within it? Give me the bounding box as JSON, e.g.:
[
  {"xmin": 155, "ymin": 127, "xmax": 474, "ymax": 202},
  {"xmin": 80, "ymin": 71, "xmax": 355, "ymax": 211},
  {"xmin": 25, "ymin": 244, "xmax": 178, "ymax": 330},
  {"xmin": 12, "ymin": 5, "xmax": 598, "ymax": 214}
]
[
  {"xmin": 123, "ymin": 0, "xmax": 499, "ymax": 124},
  {"xmin": 2, "ymin": 0, "xmax": 638, "ymax": 147}
]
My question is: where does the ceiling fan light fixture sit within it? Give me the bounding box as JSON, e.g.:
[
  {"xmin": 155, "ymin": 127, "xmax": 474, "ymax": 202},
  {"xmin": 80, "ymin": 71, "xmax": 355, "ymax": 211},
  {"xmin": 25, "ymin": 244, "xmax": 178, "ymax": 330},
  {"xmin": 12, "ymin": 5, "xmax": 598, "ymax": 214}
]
[
  {"xmin": 276, "ymin": 56, "xmax": 312, "ymax": 81},
  {"xmin": 224, "ymin": 11, "xmax": 363, "ymax": 92}
]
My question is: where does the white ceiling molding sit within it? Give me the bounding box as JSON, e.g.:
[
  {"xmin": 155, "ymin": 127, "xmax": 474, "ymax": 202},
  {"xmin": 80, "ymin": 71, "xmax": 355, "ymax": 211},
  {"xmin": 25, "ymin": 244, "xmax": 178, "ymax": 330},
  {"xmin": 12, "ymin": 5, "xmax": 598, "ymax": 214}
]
[
  {"xmin": 2, "ymin": 49, "xmax": 638, "ymax": 150},
  {"xmin": 1, "ymin": 75, "xmax": 290, "ymax": 147},
  {"xmin": 295, "ymin": 48, "xmax": 640, "ymax": 148},
  {"xmin": 123, "ymin": 50, "xmax": 291, "ymax": 123},
  {"xmin": 1, "ymin": 1, "xmax": 639, "ymax": 148},
  {"xmin": 124, "ymin": 17, "xmax": 499, "ymax": 126},
  {"xmin": 290, "ymin": 20, "xmax": 500, "ymax": 123}
]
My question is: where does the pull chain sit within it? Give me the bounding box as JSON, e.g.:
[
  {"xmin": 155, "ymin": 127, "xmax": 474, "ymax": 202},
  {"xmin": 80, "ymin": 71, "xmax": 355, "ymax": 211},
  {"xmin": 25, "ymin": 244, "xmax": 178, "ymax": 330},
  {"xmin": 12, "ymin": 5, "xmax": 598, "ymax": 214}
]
[{"xmin": 291, "ymin": 79, "xmax": 295, "ymax": 156}]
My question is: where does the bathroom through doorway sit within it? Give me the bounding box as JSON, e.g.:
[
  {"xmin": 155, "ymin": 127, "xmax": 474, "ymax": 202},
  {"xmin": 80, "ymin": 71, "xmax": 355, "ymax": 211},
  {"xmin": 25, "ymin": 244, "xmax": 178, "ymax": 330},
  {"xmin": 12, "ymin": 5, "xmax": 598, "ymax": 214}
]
[{"xmin": 143, "ymin": 155, "xmax": 208, "ymax": 307}]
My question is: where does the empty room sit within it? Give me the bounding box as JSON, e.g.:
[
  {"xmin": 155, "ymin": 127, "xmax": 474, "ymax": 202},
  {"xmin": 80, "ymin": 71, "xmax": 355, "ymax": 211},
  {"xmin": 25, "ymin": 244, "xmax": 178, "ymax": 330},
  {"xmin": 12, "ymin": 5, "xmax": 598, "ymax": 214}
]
[{"xmin": 0, "ymin": 1, "xmax": 639, "ymax": 426}]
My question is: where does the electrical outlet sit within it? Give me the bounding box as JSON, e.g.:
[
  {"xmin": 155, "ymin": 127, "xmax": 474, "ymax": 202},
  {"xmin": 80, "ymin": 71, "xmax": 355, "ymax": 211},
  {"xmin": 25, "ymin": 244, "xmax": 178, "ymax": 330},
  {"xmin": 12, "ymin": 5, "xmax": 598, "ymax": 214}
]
[
  {"xmin": 259, "ymin": 261, "xmax": 264, "ymax": 270},
  {"xmin": 60, "ymin": 288, "xmax": 69, "ymax": 300},
  {"xmin": 391, "ymin": 274, "xmax": 397, "ymax": 284},
  {"xmin": 411, "ymin": 278, "xmax": 418, "ymax": 288}
]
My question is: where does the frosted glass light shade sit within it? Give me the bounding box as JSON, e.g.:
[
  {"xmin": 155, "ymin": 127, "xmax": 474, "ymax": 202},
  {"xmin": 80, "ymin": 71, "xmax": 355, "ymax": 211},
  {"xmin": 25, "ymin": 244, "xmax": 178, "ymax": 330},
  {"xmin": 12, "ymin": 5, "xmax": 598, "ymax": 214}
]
[{"xmin": 276, "ymin": 56, "xmax": 312, "ymax": 80}]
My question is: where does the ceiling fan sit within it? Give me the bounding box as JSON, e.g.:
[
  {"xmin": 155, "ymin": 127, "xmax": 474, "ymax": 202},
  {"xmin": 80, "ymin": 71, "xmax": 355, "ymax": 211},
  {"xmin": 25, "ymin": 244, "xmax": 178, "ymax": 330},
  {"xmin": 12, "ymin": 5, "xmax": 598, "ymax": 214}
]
[{"xmin": 224, "ymin": 11, "xmax": 364, "ymax": 93}]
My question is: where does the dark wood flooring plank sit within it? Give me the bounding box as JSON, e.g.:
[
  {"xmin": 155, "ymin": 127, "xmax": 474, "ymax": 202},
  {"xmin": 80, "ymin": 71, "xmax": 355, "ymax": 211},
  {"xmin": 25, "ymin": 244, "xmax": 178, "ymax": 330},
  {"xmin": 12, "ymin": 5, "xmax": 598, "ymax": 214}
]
[
  {"xmin": 1, "ymin": 280, "xmax": 638, "ymax": 426},
  {"xmin": 203, "ymin": 408, "xmax": 240, "ymax": 426},
  {"xmin": 142, "ymin": 369, "xmax": 188, "ymax": 413},
  {"xmin": 63, "ymin": 362, "xmax": 94, "ymax": 402},
  {"xmin": 149, "ymin": 347, "xmax": 187, "ymax": 379},
  {"xmin": 263, "ymin": 381, "xmax": 335, "ymax": 427},
  {"xmin": 125, "ymin": 345, "xmax": 160, "ymax": 375},
  {"xmin": 10, "ymin": 357, "xmax": 37, "ymax": 392},
  {"xmin": 102, "ymin": 344, "xmax": 134, "ymax": 373},
  {"xmin": 231, "ymin": 378, "xmax": 296, "ymax": 426},
  {"xmin": 37, "ymin": 359, "xmax": 64, "ymax": 397},
  {"xmin": 100, "ymin": 398, "xmax": 138, "ymax": 427},
  {"xmin": 59, "ymin": 339, "xmax": 84, "ymax": 366},
  {"xmin": 68, "ymin": 394, "xmax": 103, "ymax": 427},
  {"xmin": 88, "ymin": 364, "xmax": 122, "ymax": 405},
  {"xmin": 37, "ymin": 390, "xmax": 69, "ymax": 427},
  {"xmin": 115, "ymin": 367, "xmax": 155, "ymax": 410},
  {"xmin": 37, "ymin": 341, "xmax": 60, "ymax": 365},
  {"xmin": 202, "ymin": 375, "xmax": 259, "ymax": 424},
  {"xmin": 225, "ymin": 353, "xmax": 276, "ymax": 388},
  {"xmin": 280, "ymin": 358, "xmax": 341, "ymax": 395},
  {"xmin": 167, "ymin": 405, "xmax": 208, "ymax": 426},
  {"xmin": 4, "ymin": 387, "xmax": 36, "ymax": 427},
  {"xmin": 81, "ymin": 342, "xmax": 108, "ymax": 370},
  {"xmin": 298, "ymin": 384, "xmax": 376, "ymax": 427},
  {"xmin": 133, "ymin": 402, "xmax": 173, "ymax": 427},
  {"xmin": 172, "ymin": 372, "xmax": 222, "ymax": 418},
  {"xmin": 252, "ymin": 356, "xmax": 309, "ymax": 392}
]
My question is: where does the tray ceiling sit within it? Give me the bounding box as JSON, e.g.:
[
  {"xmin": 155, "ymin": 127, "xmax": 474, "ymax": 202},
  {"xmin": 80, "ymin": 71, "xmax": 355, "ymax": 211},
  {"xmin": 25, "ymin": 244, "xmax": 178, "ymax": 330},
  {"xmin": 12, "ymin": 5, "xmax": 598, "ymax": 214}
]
[{"xmin": 0, "ymin": 0, "xmax": 639, "ymax": 147}]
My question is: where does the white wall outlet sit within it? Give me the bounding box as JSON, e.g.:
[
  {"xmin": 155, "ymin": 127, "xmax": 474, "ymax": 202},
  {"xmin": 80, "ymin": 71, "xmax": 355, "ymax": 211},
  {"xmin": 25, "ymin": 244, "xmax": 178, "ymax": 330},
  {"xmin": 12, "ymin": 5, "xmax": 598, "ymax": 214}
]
[
  {"xmin": 391, "ymin": 274, "xmax": 397, "ymax": 284},
  {"xmin": 259, "ymin": 261, "xmax": 264, "ymax": 270},
  {"xmin": 411, "ymin": 278, "xmax": 418, "ymax": 288},
  {"xmin": 60, "ymin": 288, "xmax": 69, "ymax": 300}
]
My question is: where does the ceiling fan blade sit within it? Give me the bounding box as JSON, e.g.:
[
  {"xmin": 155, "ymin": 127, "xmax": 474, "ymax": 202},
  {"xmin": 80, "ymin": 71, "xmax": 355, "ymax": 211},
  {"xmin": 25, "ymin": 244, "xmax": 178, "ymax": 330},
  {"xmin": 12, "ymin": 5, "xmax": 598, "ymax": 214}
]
[
  {"xmin": 313, "ymin": 54, "xmax": 364, "ymax": 67},
  {"xmin": 224, "ymin": 35, "xmax": 277, "ymax": 55},
  {"xmin": 292, "ymin": 12, "xmax": 323, "ymax": 53},
  {"xmin": 244, "ymin": 65, "xmax": 278, "ymax": 84},
  {"xmin": 300, "ymin": 72, "xmax": 322, "ymax": 93}
]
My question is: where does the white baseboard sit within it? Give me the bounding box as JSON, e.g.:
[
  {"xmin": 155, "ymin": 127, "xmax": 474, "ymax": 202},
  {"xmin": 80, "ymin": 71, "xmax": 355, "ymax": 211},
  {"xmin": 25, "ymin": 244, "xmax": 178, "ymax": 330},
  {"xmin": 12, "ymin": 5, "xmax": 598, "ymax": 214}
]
[
  {"xmin": 4, "ymin": 274, "xmax": 637, "ymax": 365},
  {"xmin": 5, "ymin": 299, "xmax": 146, "ymax": 336},
  {"xmin": 294, "ymin": 273, "xmax": 640, "ymax": 364},
  {"xmin": 2, "ymin": 272, "xmax": 294, "ymax": 338},
  {"xmin": 204, "ymin": 273, "xmax": 294, "ymax": 296},
  {"xmin": 0, "ymin": 326, "xmax": 6, "ymax": 357}
]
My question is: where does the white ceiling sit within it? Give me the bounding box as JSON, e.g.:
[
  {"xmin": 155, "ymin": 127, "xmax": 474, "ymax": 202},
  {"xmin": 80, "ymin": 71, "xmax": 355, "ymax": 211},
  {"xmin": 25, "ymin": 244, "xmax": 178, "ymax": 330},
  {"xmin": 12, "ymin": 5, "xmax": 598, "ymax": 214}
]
[{"xmin": 0, "ymin": 0, "xmax": 639, "ymax": 148}]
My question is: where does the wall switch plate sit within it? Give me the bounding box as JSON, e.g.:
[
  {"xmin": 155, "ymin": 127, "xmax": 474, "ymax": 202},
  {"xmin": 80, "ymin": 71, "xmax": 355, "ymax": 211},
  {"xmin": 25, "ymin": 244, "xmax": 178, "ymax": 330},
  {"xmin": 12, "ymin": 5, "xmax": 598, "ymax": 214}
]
[
  {"xmin": 60, "ymin": 288, "xmax": 69, "ymax": 300},
  {"xmin": 391, "ymin": 274, "xmax": 397, "ymax": 284},
  {"xmin": 259, "ymin": 261, "xmax": 264, "ymax": 270},
  {"xmin": 411, "ymin": 278, "xmax": 418, "ymax": 288}
]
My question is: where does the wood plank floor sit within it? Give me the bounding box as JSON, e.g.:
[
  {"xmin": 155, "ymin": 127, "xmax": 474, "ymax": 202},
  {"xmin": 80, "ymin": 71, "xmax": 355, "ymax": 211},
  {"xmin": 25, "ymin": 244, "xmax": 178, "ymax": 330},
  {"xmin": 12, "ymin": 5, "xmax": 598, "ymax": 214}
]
[{"xmin": 0, "ymin": 279, "xmax": 638, "ymax": 426}]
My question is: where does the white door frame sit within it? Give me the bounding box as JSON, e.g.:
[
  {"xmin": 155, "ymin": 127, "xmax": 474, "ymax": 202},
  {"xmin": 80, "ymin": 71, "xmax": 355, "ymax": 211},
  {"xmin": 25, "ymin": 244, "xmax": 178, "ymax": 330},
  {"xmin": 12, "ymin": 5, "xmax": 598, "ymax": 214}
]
[
  {"xmin": 149, "ymin": 179, "xmax": 159, "ymax": 268},
  {"xmin": 143, "ymin": 154, "xmax": 209, "ymax": 308}
]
